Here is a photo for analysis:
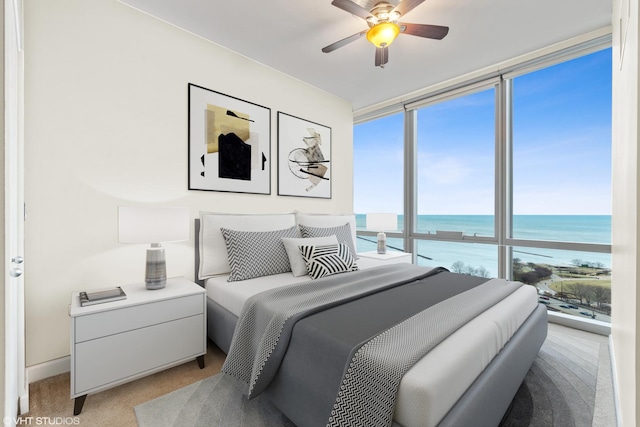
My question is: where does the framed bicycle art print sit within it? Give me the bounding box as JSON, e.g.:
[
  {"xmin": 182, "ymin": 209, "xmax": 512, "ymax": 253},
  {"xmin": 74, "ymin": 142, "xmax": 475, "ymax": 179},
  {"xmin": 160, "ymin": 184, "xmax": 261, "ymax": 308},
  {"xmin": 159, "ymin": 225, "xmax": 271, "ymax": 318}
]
[{"xmin": 277, "ymin": 112, "xmax": 331, "ymax": 199}]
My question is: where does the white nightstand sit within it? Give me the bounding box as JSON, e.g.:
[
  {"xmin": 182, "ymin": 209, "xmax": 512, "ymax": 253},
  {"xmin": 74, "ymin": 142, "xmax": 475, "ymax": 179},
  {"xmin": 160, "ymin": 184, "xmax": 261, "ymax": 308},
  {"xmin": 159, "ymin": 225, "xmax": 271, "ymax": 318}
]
[
  {"xmin": 69, "ymin": 277, "xmax": 206, "ymax": 415},
  {"xmin": 358, "ymin": 251, "xmax": 412, "ymax": 265}
]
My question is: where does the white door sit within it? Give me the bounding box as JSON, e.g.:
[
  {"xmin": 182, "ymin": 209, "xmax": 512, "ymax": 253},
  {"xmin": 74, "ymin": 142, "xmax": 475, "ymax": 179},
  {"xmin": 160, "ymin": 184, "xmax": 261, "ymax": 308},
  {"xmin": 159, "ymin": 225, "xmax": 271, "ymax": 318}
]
[{"xmin": 4, "ymin": 0, "xmax": 25, "ymax": 423}]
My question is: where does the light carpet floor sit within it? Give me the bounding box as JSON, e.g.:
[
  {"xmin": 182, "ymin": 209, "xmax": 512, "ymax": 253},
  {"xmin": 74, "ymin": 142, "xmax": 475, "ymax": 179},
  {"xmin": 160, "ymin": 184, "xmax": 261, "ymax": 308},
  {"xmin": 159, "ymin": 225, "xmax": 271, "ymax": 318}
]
[{"xmin": 23, "ymin": 341, "xmax": 225, "ymax": 427}]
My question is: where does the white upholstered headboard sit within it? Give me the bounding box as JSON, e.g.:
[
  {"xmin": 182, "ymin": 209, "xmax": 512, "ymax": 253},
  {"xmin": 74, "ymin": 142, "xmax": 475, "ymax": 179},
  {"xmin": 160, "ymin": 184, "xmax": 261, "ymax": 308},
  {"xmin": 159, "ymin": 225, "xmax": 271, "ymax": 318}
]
[
  {"xmin": 198, "ymin": 212, "xmax": 297, "ymax": 280},
  {"xmin": 196, "ymin": 211, "xmax": 357, "ymax": 281}
]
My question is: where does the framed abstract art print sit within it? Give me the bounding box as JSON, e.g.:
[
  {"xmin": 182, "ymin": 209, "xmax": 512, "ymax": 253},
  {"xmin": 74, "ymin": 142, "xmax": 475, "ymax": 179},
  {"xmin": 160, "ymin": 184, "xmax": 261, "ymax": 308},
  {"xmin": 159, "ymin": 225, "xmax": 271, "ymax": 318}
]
[
  {"xmin": 188, "ymin": 83, "xmax": 271, "ymax": 194},
  {"xmin": 277, "ymin": 112, "xmax": 331, "ymax": 199}
]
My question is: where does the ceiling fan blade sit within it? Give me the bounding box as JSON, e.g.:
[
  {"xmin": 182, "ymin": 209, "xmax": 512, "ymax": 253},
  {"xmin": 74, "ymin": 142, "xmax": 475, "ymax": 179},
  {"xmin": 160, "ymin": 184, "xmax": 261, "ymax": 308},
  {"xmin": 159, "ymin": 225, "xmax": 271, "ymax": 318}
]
[
  {"xmin": 375, "ymin": 46, "xmax": 389, "ymax": 67},
  {"xmin": 331, "ymin": 0, "xmax": 373, "ymax": 20},
  {"xmin": 322, "ymin": 30, "xmax": 367, "ymax": 53},
  {"xmin": 400, "ymin": 23, "xmax": 449, "ymax": 40},
  {"xmin": 392, "ymin": 0, "xmax": 426, "ymax": 17}
]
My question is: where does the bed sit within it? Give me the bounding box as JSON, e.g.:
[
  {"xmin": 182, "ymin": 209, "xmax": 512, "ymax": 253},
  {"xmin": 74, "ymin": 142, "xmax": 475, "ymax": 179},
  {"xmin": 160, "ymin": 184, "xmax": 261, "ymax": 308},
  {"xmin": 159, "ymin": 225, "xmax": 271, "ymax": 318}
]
[{"xmin": 196, "ymin": 211, "xmax": 547, "ymax": 427}]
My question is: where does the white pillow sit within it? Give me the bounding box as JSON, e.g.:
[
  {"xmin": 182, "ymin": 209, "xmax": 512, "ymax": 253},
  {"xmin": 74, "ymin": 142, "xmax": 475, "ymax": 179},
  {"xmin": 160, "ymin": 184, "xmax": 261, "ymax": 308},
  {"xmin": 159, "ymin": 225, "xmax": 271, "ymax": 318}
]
[
  {"xmin": 198, "ymin": 212, "xmax": 296, "ymax": 279},
  {"xmin": 282, "ymin": 235, "xmax": 339, "ymax": 276}
]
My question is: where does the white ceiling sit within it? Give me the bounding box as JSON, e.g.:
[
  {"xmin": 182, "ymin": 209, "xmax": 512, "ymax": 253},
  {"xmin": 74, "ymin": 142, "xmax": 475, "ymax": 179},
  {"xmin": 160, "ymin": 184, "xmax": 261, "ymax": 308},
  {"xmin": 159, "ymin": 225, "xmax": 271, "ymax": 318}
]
[{"xmin": 119, "ymin": 0, "xmax": 612, "ymax": 112}]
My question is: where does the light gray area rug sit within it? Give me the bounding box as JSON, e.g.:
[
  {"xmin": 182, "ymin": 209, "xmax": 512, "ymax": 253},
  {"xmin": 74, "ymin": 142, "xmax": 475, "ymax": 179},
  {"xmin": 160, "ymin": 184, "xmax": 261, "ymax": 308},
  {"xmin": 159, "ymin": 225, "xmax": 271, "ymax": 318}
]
[
  {"xmin": 136, "ymin": 324, "xmax": 615, "ymax": 427},
  {"xmin": 500, "ymin": 323, "xmax": 616, "ymax": 427},
  {"xmin": 135, "ymin": 372, "xmax": 295, "ymax": 427}
]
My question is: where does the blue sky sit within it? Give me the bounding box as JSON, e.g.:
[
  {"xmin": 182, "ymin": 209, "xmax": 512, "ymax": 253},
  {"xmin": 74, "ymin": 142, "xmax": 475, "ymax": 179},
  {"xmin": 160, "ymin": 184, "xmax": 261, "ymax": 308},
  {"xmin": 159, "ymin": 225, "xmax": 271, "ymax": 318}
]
[{"xmin": 354, "ymin": 48, "xmax": 612, "ymax": 215}]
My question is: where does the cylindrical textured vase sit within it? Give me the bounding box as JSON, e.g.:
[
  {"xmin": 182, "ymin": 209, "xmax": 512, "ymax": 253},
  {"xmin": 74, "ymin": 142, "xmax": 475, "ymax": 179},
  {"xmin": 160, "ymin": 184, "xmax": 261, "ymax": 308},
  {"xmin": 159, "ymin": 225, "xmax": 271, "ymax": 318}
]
[
  {"xmin": 145, "ymin": 246, "xmax": 167, "ymax": 290},
  {"xmin": 377, "ymin": 231, "xmax": 387, "ymax": 254}
]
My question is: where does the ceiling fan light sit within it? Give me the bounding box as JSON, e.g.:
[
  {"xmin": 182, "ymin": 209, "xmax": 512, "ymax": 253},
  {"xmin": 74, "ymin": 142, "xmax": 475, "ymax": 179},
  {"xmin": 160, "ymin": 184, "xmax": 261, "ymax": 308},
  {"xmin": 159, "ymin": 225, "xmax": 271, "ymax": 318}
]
[{"xmin": 366, "ymin": 22, "xmax": 400, "ymax": 48}]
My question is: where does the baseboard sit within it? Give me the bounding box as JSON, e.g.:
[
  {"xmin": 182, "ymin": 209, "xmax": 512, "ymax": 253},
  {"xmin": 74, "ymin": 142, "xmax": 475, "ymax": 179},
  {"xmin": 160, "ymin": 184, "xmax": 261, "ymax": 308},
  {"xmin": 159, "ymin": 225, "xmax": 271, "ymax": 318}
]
[
  {"xmin": 19, "ymin": 391, "xmax": 29, "ymax": 415},
  {"xmin": 21, "ymin": 356, "xmax": 70, "ymax": 415},
  {"xmin": 608, "ymin": 334, "xmax": 621, "ymax": 427},
  {"xmin": 547, "ymin": 311, "xmax": 611, "ymax": 335},
  {"xmin": 26, "ymin": 356, "xmax": 70, "ymax": 384}
]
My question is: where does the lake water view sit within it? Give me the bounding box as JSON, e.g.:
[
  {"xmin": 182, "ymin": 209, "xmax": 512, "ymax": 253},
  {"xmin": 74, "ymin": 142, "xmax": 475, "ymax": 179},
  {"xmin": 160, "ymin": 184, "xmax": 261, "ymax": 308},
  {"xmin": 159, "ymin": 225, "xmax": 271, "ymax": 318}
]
[{"xmin": 356, "ymin": 214, "xmax": 612, "ymax": 278}]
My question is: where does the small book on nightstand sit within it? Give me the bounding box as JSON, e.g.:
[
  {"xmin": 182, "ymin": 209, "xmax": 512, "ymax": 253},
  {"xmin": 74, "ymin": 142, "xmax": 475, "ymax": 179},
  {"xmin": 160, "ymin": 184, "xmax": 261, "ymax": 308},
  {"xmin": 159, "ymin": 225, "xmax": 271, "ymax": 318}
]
[{"xmin": 79, "ymin": 286, "xmax": 127, "ymax": 306}]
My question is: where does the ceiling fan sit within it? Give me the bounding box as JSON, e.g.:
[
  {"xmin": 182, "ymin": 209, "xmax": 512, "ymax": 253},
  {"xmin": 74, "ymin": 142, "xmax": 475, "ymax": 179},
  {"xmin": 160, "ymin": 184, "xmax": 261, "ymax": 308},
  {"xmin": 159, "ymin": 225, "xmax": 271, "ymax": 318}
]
[{"xmin": 322, "ymin": 0, "xmax": 449, "ymax": 68}]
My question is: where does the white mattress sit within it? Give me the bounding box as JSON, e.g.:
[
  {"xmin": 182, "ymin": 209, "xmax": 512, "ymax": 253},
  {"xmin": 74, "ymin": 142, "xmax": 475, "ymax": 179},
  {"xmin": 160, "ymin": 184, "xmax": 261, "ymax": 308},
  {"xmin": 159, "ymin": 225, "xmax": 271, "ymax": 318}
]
[
  {"xmin": 205, "ymin": 268, "xmax": 538, "ymax": 427},
  {"xmin": 205, "ymin": 255, "xmax": 387, "ymax": 317}
]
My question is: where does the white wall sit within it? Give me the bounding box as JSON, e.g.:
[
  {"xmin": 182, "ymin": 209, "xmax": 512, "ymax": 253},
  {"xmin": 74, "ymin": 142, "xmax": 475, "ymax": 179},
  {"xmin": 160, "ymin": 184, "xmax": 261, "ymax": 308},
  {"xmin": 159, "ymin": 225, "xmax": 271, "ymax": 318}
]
[
  {"xmin": 612, "ymin": 0, "xmax": 639, "ymax": 424},
  {"xmin": 23, "ymin": 0, "xmax": 353, "ymax": 366}
]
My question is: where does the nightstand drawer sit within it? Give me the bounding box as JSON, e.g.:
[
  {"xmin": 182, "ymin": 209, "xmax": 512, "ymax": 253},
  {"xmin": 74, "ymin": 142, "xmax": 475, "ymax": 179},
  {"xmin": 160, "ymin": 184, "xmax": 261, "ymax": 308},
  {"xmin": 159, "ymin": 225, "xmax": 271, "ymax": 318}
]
[
  {"xmin": 74, "ymin": 293, "xmax": 204, "ymax": 343},
  {"xmin": 74, "ymin": 314, "xmax": 204, "ymax": 394}
]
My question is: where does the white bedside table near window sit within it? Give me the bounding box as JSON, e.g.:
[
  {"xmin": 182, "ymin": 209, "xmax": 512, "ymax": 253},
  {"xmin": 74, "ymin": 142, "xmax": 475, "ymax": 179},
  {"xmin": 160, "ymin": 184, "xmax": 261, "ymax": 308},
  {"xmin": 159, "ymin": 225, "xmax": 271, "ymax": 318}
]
[
  {"xmin": 69, "ymin": 277, "xmax": 206, "ymax": 415},
  {"xmin": 358, "ymin": 250, "xmax": 413, "ymax": 265}
]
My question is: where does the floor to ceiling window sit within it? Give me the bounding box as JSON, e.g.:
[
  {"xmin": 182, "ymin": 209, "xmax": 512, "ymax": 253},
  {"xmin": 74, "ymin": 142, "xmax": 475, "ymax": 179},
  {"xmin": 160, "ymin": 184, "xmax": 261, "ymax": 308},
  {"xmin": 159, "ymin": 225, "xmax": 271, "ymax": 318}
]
[
  {"xmin": 353, "ymin": 112, "xmax": 405, "ymax": 252},
  {"xmin": 414, "ymin": 86, "xmax": 498, "ymax": 275},
  {"xmin": 415, "ymin": 88, "xmax": 496, "ymax": 236},
  {"xmin": 353, "ymin": 42, "xmax": 612, "ymax": 323},
  {"xmin": 509, "ymin": 48, "xmax": 612, "ymax": 321}
]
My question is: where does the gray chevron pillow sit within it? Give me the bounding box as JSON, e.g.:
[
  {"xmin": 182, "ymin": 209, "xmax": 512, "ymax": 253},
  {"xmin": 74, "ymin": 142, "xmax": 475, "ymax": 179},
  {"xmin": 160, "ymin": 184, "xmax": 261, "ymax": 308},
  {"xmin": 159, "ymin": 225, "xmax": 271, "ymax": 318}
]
[
  {"xmin": 221, "ymin": 226, "xmax": 297, "ymax": 282},
  {"xmin": 298, "ymin": 243, "xmax": 358, "ymax": 280},
  {"xmin": 298, "ymin": 223, "xmax": 358, "ymax": 259}
]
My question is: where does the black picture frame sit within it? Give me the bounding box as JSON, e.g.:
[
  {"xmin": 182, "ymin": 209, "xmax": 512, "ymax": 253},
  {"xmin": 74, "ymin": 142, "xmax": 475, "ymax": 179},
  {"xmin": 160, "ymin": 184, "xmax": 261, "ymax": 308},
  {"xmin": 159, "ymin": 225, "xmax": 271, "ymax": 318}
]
[
  {"xmin": 188, "ymin": 83, "xmax": 271, "ymax": 194},
  {"xmin": 277, "ymin": 112, "xmax": 332, "ymax": 199}
]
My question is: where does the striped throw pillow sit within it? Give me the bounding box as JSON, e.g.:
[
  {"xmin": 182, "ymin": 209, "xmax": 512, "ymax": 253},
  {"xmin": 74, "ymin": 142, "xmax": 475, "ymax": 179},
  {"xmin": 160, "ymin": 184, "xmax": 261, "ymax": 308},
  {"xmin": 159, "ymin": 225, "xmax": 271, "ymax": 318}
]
[{"xmin": 298, "ymin": 243, "xmax": 358, "ymax": 280}]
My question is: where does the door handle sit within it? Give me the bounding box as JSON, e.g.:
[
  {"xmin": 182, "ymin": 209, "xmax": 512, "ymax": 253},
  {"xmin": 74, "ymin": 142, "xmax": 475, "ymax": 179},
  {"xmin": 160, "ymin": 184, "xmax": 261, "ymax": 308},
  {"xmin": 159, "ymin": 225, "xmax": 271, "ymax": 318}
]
[
  {"xmin": 10, "ymin": 268, "xmax": 22, "ymax": 278},
  {"xmin": 12, "ymin": 256, "xmax": 23, "ymax": 264}
]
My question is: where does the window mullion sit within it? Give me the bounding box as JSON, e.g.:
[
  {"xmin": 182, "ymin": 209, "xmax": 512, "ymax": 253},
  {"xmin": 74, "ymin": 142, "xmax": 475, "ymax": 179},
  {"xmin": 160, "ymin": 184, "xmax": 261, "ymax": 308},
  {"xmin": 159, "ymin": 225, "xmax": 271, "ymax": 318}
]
[
  {"xmin": 496, "ymin": 77, "xmax": 514, "ymax": 279},
  {"xmin": 403, "ymin": 109, "xmax": 417, "ymax": 259},
  {"xmin": 504, "ymin": 79, "xmax": 514, "ymax": 279}
]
